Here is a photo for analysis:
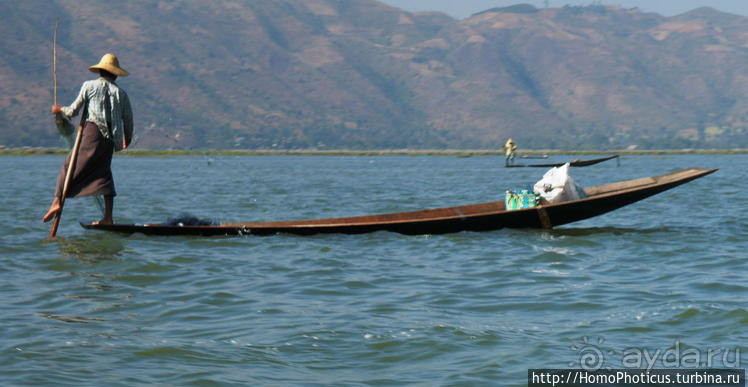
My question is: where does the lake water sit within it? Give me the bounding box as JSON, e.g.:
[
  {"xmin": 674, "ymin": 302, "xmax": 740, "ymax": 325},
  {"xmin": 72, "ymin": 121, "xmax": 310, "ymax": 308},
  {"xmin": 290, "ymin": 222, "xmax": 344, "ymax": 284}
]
[{"xmin": 0, "ymin": 154, "xmax": 745, "ymax": 385}]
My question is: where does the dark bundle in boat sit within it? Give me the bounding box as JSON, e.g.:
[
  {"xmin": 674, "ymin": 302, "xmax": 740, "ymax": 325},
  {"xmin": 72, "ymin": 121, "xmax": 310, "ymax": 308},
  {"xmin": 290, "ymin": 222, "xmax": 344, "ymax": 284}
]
[{"xmin": 161, "ymin": 213, "xmax": 219, "ymax": 227}]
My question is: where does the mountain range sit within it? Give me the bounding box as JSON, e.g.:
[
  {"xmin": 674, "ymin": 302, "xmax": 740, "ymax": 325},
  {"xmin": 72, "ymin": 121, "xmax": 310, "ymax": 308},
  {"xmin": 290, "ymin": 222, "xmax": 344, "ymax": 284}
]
[{"xmin": 2, "ymin": 0, "xmax": 746, "ymax": 150}]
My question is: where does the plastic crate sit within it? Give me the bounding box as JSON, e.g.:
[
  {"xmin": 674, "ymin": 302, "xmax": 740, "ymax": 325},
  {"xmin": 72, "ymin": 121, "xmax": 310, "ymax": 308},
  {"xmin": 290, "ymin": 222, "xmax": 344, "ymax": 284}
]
[{"xmin": 505, "ymin": 190, "xmax": 540, "ymax": 210}]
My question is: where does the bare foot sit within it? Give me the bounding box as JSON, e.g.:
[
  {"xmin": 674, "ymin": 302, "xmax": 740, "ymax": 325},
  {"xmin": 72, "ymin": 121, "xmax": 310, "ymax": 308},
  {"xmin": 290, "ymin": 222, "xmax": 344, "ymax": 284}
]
[
  {"xmin": 42, "ymin": 203, "xmax": 61, "ymax": 223},
  {"xmin": 92, "ymin": 217, "xmax": 114, "ymax": 226}
]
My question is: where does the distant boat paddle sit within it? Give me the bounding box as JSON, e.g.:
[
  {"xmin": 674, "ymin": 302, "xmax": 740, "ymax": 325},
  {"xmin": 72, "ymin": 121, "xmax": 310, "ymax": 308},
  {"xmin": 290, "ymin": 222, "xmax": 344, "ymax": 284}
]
[{"xmin": 506, "ymin": 155, "xmax": 619, "ymax": 168}]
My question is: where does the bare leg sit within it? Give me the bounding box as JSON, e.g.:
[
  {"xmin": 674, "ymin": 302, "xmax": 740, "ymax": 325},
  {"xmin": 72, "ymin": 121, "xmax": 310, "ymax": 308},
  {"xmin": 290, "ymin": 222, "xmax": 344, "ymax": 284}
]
[
  {"xmin": 43, "ymin": 197, "xmax": 62, "ymax": 223},
  {"xmin": 93, "ymin": 195, "xmax": 114, "ymax": 225}
]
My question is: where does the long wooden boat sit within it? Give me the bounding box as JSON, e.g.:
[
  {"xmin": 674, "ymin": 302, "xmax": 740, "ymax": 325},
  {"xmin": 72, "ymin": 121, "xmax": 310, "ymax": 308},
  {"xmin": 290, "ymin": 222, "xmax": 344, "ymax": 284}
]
[
  {"xmin": 507, "ymin": 155, "xmax": 619, "ymax": 168},
  {"xmin": 81, "ymin": 168, "xmax": 716, "ymax": 237}
]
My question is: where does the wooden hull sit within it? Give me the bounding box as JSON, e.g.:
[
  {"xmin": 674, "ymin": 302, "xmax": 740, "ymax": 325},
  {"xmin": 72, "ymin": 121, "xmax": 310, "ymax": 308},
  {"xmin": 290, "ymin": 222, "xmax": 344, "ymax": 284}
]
[
  {"xmin": 506, "ymin": 155, "xmax": 619, "ymax": 168},
  {"xmin": 81, "ymin": 168, "xmax": 716, "ymax": 236}
]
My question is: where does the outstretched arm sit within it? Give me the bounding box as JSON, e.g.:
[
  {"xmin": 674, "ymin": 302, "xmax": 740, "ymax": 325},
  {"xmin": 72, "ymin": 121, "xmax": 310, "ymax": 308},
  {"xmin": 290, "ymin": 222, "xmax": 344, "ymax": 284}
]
[{"xmin": 54, "ymin": 82, "xmax": 88, "ymax": 118}]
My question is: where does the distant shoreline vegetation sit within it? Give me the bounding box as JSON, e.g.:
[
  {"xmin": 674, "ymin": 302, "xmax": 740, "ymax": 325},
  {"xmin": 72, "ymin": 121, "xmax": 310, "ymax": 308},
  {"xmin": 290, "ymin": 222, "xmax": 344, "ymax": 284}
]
[{"xmin": 1, "ymin": 148, "xmax": 746, "ymax": 156}]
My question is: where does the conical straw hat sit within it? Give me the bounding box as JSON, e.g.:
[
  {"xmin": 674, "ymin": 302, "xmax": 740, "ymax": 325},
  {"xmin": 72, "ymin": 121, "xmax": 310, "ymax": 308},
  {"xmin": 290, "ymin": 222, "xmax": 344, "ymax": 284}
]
[{"xmin": 89, "ymin": 53, "xmax": 129, "ymax": 76}]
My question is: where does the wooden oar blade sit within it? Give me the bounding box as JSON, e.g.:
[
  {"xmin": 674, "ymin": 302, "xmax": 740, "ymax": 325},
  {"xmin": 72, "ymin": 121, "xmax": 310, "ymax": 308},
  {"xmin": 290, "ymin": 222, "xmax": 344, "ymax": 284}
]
[
  {"xmin": 49, "ymin": 106, "xmax": 87, "ymax": 238},
  {"xmin": 49, "ymin": 212, "xmax": 63, "ymax": 238}
]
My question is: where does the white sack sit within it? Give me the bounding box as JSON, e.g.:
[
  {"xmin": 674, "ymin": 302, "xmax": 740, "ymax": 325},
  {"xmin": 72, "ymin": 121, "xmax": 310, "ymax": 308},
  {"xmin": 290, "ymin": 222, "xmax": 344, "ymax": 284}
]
[{"xmin": 532, "ymin": 163, "xmax": 587, "ymax": 204}]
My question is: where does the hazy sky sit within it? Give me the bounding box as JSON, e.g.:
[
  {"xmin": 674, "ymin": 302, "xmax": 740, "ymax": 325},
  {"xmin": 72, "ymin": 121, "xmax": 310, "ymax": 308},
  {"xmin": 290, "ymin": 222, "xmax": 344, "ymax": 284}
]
[{"xmin": 378, "ymin": 0, "xmax": 748, "ymax": 19}]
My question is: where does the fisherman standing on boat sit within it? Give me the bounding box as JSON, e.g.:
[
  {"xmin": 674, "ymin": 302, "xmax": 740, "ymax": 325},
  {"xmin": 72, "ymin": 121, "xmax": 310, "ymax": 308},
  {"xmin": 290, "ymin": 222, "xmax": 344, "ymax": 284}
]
[
  {"xmin": 503, "ymin": 138, "xmax": 517, "ymax": 166},
  {"xmin": 43, "ymin": 53, "xmax": 133, "ymax": 226}
]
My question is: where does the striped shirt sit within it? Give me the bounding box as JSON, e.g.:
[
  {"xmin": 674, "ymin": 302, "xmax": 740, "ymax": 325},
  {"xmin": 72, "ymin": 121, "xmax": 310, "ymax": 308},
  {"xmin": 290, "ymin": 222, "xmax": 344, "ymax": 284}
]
[{"xmin": 61, "ymin": 77, "xmax": 133, "ymax": 151}]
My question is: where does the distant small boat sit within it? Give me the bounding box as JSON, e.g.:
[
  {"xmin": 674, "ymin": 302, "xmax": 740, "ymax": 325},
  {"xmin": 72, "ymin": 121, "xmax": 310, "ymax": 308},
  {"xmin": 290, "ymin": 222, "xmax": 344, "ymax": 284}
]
[
  {"xmin": 507, "ymin": 155, "xmax": 619, "ymax": 168},
  {"xmin": 81, "ymin": 168, "xmax": 716, "ymax": 236},
  {"xmin": 519, "ymin": 154, "xmax": 549, "ymax": 159}
]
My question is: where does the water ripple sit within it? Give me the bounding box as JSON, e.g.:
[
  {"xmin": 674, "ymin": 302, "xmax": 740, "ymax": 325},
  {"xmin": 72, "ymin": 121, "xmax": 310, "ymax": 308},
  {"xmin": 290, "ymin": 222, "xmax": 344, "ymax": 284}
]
[{"xmin": 0, "ymin": 154, "xmax": 745, "ymax": 384}]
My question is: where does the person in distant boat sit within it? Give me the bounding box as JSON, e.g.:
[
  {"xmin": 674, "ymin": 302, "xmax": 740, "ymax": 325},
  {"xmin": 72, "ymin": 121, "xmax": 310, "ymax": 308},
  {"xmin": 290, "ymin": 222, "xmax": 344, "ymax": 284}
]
[
  {"xmin": 43, "ymin": 53, "xmax": 133, "ymax": 226},
  {"xmin": 503, "ymin": 138, "xmax": 517, "ymax": 166}
]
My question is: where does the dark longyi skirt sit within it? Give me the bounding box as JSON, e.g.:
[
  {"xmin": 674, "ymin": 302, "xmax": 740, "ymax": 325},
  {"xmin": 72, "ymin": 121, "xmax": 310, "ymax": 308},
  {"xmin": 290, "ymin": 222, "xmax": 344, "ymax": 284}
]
[{"xmin": 54, "ymin": 122, "xmax": 116, "ymax": 198}]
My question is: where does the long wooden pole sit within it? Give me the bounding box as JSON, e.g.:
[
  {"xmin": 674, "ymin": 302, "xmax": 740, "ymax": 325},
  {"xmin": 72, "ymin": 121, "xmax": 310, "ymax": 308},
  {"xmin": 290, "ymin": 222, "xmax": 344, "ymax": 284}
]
[
  {"xmin": 49, "ymin": 105, "xmax": 87, "ymax": 238},
  {"xmin": 54, "ymin": 17, "xmax": 67, "ymax": 129},
  {"xmin": 54, "ymin": 16, "xmax": 58, "ymax": 106}
]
